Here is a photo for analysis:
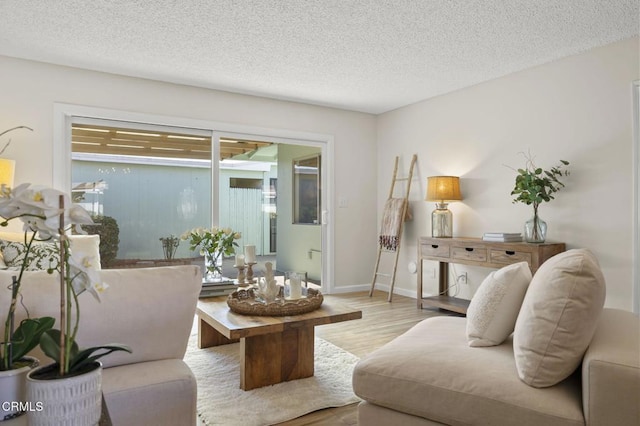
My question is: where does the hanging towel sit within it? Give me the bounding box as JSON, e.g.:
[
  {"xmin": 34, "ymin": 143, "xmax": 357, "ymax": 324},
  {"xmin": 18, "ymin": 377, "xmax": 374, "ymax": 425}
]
[{"xmin": 379, "ymin": 198, "xmax": 406, "ymax": 251}]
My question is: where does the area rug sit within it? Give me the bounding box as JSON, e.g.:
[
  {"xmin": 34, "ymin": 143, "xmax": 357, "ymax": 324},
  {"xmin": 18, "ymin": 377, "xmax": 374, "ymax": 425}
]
[{"xmin": 184, "ymin": 334, "xmax": 360, "ymax": 426}]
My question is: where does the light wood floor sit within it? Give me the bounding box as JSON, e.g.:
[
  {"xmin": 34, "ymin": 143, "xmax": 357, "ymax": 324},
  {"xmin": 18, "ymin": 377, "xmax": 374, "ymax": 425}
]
[{"xmin": 275, "ymin": 290, "xmax": 454, "ymax": 426}]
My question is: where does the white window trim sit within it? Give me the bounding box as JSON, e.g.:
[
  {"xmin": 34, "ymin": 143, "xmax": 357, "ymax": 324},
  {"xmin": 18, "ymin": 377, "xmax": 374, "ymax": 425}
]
[
  {"xmin": 53, "ymin": 103, "xmax": 335, "ymax": 294},
  {"xmin": 633, "ymin": 80, "xmax": 639, "ymax": 315}
]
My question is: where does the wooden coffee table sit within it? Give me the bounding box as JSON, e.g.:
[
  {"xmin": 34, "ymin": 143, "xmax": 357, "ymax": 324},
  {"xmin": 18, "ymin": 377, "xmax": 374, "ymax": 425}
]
[{"xmin": 196, "ymin": 296, "xmax": 362, "ymax": 390}]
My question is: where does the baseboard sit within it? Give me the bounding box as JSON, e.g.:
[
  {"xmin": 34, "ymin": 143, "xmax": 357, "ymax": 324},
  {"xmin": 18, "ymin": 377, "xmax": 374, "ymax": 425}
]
[
  {"xmin": 328, "ymin": 283, "xmax": 370, "ymax": 294},
  {"xmin": 328, "ymin": 283, "xmax": 416, "ymax": 299}
]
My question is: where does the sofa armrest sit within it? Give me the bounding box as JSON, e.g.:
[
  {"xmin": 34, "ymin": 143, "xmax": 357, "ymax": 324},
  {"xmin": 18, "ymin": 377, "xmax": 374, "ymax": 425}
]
[{"xmin": 582, "ymin": 308, "xmax": 640, "ymax": 426}]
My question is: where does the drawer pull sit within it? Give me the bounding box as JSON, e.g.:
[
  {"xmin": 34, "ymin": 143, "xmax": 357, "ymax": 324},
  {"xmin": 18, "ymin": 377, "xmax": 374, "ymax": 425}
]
[
  {"xmin": 505, "ymin": 251, "xmax": 516, "ymax": 255},
  {"xmin": 431, "ymin": 245, "xmax": 439, "ymax": 248},
  {"xmin": 465, "ymin": 248, "xmax": 474, "ymax": 252}
]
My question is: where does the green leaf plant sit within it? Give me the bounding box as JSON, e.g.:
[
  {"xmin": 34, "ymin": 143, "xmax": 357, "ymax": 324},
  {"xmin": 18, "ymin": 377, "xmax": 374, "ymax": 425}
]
[
  {"xmin": 509, "ymin": 152, "xmax": 570, "ymax": 240},
  {"xmin": 0, "ymin": 230, "xmax": 55, "ymax": 371},
  {"xmin": 39, "ymin": 329, "xmax": 130, "ymax": 378}
]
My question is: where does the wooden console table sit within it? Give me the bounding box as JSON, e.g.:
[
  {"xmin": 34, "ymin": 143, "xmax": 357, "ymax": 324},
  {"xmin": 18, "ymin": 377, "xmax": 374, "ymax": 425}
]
[{"xmin": 417, "ymin": 237, "xmax": 565, "ymax": 314}]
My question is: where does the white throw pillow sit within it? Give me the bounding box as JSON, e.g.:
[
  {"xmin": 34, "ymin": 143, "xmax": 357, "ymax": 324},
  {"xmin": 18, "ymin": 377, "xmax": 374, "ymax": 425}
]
[
  {"xmin": 466, "ymin": 262, "xmax": 532, "ymax": 347},
  {"xmin": 68, "ymin": 234, "xmax": 101, "ymax": 270},
  {"xmin": 513, "ymin": 249, "xmax": 606, "ymax": 388}
]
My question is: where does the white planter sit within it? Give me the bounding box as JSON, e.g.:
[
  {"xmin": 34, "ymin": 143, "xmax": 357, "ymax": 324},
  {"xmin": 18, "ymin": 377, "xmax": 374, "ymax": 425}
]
[
  {"xmin": 26, "ymin": 362, "xmax": 102, "ymax": 426},
  {"xmin": 0, "ymin": 356, "xmax": 39, "ymax": 422}
]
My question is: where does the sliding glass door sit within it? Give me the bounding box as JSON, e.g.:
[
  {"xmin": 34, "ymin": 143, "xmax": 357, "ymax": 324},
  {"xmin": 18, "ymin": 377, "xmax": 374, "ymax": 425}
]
[
  {"xmin": 70, "ymin": 120, "xmax": 213, "ymax": 265},
  {"xmin": 54, "ymin": 104, "xmax": 333, "ymax": 293}
]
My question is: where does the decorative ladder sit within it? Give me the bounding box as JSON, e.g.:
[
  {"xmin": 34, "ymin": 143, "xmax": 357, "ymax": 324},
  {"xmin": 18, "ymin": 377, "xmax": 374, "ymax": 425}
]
[{"xmin": 369, "ymin": 154, "xmax": 417, "ymax": 302}]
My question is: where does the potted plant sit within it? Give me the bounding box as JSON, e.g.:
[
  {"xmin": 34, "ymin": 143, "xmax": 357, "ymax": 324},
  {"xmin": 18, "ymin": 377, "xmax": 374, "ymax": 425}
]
[
  {"xmin": 0, "ymin": 183, "xmax": 132, "ymax": 425},
  {"xmin": 510, "ymin": 153, "xmax": 570, "ymax": 243},
  {"xmin": 181, "ymin": 227, "xmax": 241, "ymax": 281},
  {"xmin": 0, "ymin": 305, "xmax": 53, "ymax": 421},
  {"xmin": 0, "ymin": 229, "xmax": 54, "ymax": 421},
  {"xmin": 159, "ymin": 234, "xmax": 180, "ymax": 260}
]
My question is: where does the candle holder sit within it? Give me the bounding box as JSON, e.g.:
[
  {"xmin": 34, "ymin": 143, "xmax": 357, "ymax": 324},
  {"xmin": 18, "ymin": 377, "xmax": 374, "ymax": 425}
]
[
  {"xmin": 245, "ymin": 262, "xmax": 257, "ymax": 283},
  {"xmin": 234, "ymin": 264, "xmax": 247, "ymax": 286}
]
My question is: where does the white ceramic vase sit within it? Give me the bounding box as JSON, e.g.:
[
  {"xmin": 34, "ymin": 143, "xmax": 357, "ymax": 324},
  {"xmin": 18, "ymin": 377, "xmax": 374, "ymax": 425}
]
[
  {"xmin": 0, "ymin": 356, "xmax": 39, "ymax": 422},
  {"xmin": 26, "ymin": 362, "xmax": 102, "ymax": 426}
]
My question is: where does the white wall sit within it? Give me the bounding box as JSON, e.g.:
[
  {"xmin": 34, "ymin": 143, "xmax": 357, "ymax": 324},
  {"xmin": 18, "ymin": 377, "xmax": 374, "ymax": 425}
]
[
  {"xmin": 377, "ymin": 37, "xmax": 640, "ymax": 310},
  {"xmin": 0, "ymin": 55, "xmax": 378, "ymax": 291}
]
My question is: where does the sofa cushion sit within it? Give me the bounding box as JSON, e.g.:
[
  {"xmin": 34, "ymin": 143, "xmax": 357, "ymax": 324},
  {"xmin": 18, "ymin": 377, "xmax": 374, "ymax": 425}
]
[
  {"xmin": 513, "ymin": 249, "xmax": 606, "ymax": 388},
  {"xmin": 353, "ymin": 316, "xmax": 584, "ymax": 426},
  {"xmin": 102, "ymin": 359, "xmax": 197, "ymax": 426},
  {"xmin": 466, "ymin": 261, "xmax": 531, "ymax": 347}
]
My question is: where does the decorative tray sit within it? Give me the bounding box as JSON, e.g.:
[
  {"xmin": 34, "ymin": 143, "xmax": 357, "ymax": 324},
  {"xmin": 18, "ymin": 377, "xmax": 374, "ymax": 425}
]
[{"xmin": 227, "ymin": 287, "xmax": 323, "ymax": 316}]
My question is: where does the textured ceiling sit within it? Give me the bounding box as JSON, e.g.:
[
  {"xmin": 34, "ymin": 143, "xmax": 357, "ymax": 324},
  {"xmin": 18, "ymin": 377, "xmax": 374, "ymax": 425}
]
[{"xmin": 0, "ymin": 1, "xmax": 638, "ymax": 114}]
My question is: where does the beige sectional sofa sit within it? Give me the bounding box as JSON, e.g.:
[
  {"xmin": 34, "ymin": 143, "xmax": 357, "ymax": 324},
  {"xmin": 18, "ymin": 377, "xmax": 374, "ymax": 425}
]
[
  {"xmin": 0, "ymin": 265, "xmax": 201, "ymax": 425},
  {"xmin": 353, "ymin": 250, "xmax": 640, "ymax": 425}
]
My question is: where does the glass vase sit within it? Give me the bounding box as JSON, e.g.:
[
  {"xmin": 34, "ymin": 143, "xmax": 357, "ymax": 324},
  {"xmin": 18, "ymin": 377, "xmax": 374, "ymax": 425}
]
[
  {"xmin": 524, "ymin": 214, "xmax": 547, "ymax": 243},
  {"xmin": 204, "ymin": 250, "xmax": 223, "ymax": 282}
]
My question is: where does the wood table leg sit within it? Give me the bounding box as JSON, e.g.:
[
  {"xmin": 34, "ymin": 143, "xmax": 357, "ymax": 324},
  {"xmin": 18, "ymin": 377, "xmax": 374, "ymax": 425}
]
[
  {"xmin": 198, "ymin": 316, "xmax": 239, "ymax": 349},
  {"xmin": 438, "ymin": 262, "xmax": 449, "ymax": 296},
  {"xmin": 240, "ymin": 327, "xmax": 315, "ymax": 390}
]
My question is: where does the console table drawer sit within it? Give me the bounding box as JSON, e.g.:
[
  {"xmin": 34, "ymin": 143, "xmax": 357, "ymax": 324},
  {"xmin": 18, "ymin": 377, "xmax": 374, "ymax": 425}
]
[
  {"xmin": 421, "ymin": 243, "xmax": 450, "ymax": 259},
  {"xmin": 418, "ymin": 237, "xmax": 566, "ymax": 315},
  {"xmin": 452, "ymin": 246, "xmax": 487, "ymax": 262},
  {"xmin": 490, "ymin": 250, "xmax": 532, "ymax": 266}
]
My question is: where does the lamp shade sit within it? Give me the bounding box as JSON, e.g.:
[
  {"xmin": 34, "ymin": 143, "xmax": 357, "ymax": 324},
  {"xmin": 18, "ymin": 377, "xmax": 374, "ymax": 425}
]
[
  {"xmin": 0, "ymin": 158, "xmax": 15, "ymax": 189},
  {"xmin": 426, "ymin": 176, "xmax": 462, "ymax": 202}
]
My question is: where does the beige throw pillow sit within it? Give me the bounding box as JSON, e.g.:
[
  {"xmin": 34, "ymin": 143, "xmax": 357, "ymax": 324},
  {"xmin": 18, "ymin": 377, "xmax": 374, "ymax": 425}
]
[
  {"xmin": 68, "ymin": 235, "xmax": 101, "ymax": 270},
  {"xmin": 466, "ymin": 261, "xmax": 532, "ymax": 347},
  {"xmin": 513, "ymin": 249, "xmax": 606, "ymax": 388}
]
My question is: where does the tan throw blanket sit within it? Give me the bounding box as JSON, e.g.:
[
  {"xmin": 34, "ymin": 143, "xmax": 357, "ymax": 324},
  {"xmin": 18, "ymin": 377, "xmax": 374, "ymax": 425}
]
[{"xmin": 379, "ymin": 198, "xmax": 406, "ymax": 251}]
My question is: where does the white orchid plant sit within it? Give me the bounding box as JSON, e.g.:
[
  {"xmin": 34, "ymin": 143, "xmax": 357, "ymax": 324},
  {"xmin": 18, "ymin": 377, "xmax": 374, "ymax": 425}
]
[{"xmin": 0, "ymin": 183, "xmax": 130, "ymax": 377}]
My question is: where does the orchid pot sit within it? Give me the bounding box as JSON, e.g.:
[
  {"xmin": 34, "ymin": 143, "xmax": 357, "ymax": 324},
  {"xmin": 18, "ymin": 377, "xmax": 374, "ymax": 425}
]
[
  {"xmin": 26, "ymin": 361, "xmax": 102, "ymax": 426},
  {"xmin": 0, "ymin": 356, "xmax": 39, "ymax": 422}
]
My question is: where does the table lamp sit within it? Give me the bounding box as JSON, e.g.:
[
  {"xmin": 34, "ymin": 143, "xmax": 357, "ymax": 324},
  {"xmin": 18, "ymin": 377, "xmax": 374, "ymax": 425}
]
[
  {"xmin": 0, "ymin": 158, "xmax": 15, "ymax": 189},
  {"xmin": 426, "ymin": 176, "xmax": 462, "ymax": 237}
]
